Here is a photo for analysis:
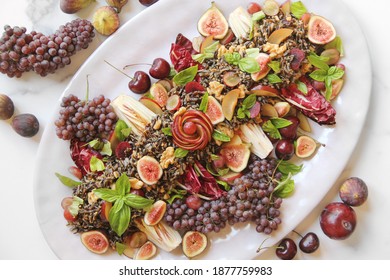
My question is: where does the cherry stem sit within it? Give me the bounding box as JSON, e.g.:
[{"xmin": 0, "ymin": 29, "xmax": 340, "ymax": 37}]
[
  {"xmin": 104, "ymin": 60, "xmax": 133, "ymax": 80},
  {"xmin": 123, "ymin": 63, "xmax": 151, "ymax": 70},
  {"xmin": 292, "ymin": 230, "xmax": 303, "ymax": 238}
]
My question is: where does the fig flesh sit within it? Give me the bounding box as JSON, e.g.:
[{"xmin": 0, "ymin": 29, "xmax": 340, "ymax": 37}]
[
  {"xmin": 295, "ymin": 135, "xmax": 317, "ymax": 158},
  {"xmin": 308, "ymin": 15, "xmax": 336, "ymax": 45},
  {"xmin": 251, "ymin": 53, "xmax": 270, "ymax": 81},
  {"xmin": 205, "ymin": 96, "xmax": 224, "ymax": 125},
  {"xmin": 134, "ymin": 241, "xmax": 157, "ymax": 260},
  {"xmin": 197, "ymin": 2, "xmax": 228, "ymax": 40},
  {"xmin": 80, "ymin": 230, "xmax": 109, "ymax": 254},
  {"xmin": 137, "ymin": 156, "xmax": 163, "ymax": 185},
  {"xmin": 124, "ymin": 231, "xmax": 148, "ymax": 248},
  {"xmin": 182, "ymin": 231, "xmax": 207, "ymax": 258},
  {"xmin": 339, "ymin": 177, "xmax": 368, "ymax": 207},
  {"xmin": 144, "ymin": 200, "xmax": 167, "ymax": 226},
  {"xmin": 220, "ymin": 143, "xmax": 250, "ymax": 172}
]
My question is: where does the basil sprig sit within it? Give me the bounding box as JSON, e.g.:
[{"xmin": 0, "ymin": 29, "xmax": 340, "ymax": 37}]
[
  {"xmin": 174, "ymin": 148, "xmax": 189, "ymax": 158},
  {"xmin": 262, "ymin": 117, "xmax": 292, "ymax": 140},
  {"xmin": 224, "ymin": 52, "xmax": 260, "ymax": 74},
  {"xmin": 173, "ymin": 65, "xmax": 198, "ymax": 85},
  {"xmin": 94, "ymin": 173, "xmax": 154, "ymax": 236},
  {"xmin": 237, "ymin": 94, "xmax": 257, "ymax": 119}
]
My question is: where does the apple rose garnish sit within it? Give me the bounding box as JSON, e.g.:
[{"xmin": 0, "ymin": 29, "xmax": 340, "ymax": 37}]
[{"xmin": 172, "ymin": 110, "xmax": 213, "ymax": 151}]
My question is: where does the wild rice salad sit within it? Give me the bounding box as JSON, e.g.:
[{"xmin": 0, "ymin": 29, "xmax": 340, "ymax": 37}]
[{"xmin": 55, "ymin": 0, "xmax": 345, "ymax": 259}]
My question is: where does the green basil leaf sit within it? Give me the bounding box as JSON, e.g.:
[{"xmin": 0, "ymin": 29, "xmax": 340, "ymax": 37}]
[
  {"xmin": 325, "ymin": 76, "xmax": 333, "ymax": 101},
  {"xmin": 115, "ymin": 120, "xmax": 130, "ymax": 141},
  {"xmin": 271, "ymin": 117, "xmax": 292, "ymax": 129},
  {"xmin": 243, "ymin": 94, "xmax": 257, "ymax": 109},
  {"xmin": 55, "ymin": 173, "xmax": 81, "ymax": 187},
  {"xmin": 217, "ymin": 180, "xmax": 231, "ymax": 191},
  {"xmin": 239, "ymin": 57, "xmax": 260, "ymax": 73},
  {"xmin": 162, "ymin": 127, "xmax": 172, "ymax": 136},
  {"xmin": 212, "ymin": 130, "xmax": 231, "ymax": 142},
  {"xmin": 93, "ymin": 188, "xmax": 121, "ymax": 202},
  {"xmin": 90, "ymin": 156, "xmax": 105, "ymax": 172},
  {"xmin": 123, "ymin": 194, "xmax": 154, "ymax": 209},
  {"xmin": 173, "ymin": 65, "xmax": 198, "ymax": 86},
  {"xmin": 203, "ymin": 40, "xmax": 220, "ymax": 55},
  {"xmin": 252, "ymin": 10, "xmax": 266, "ymax": 21},
  {"xmin": 88, "ymin": 139, "xmax": 103, "ymax": 150},
  {"xmin": 273, "ymin": 173, "xmax": 295, "ymax": 198},
  {"xmin": 327, "ymin": 66, "xmax": 344, "ymax": 80},
  {"xmin": 101, "ymin": 141, "xmax": 112, "ymax": 156},
  {"xmin": 267, "ymin": 74, "xmax": 282, "ymax": 84},
  {"xmin": 192, "ymin": 53, "xmax": 207, "ymax": 63},
  {"xmin": 109, "ymin": 202, "xmax": 130, "ymax": 236},
  {"xmin": 174, "ymin": 148, "xmax": 189, "ymax": 158},
  {"xmin": 291, "ymin": 1, "xmax": 307, "ymax": 19},
  {"xmin": 237, "ymin": 107, "xmax": 247, "ymax": 119},
  {"xmin": 68, "ymin": 196, "xmax": 83, "ymax": 217},
  {"xmin": 217, "ymin": 167, "xmax": 230, "ymax": 176},
  {"xmin": 199, "ymin": 92, "xmax": 209, "ymax": 113},
  {"xmin": 309, "ymin": 69, "xmax": 328, "ymax": 82},
  {"xmin": 268, "ymin": 60, "xmax": 281, "ymax": 74},
  {"xmin": 296, "ymin": 81, "xmax": 308, "ymax": 94},
  {"xmin": 277, "ymin": 160, "xmax": 303, "ymax": 175},
  {"xmin": 116, "ymin": 173, "xmax": 130, "ymax": 196},
  {"xmin": 262, "ymin": 120, "xmax": 281, "ymax": 140},
  {"xmin": 224, "ymin": 52, "xmax": 241, "ymax": 65},
  {"xmin": 210, "ymin": 154, "xmax": 220, "ymax": 161},
  {"xmin": 115, "ymin": 198, "xmax": 125, "ymax": 213},
  {"xmin": 246, "ymin": 48, "xmax": 260, "ymax": 58},
  {"xmin": 325, "ymin": 36, "xmax": 344, "ymax": 56},
  {"xmin": 308, "ymin": 53, "xmax": 329, "ymax": 71},
  {"xmin": 115, "ymin": 242, "xmax": 127, "ymax": 255}
]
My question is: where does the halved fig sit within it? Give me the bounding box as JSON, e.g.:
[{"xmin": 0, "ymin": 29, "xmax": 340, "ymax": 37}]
[
  {"xmin": 197, "ymin": 2, "xmax": 229, "ymax": 40},
  {"xmin": 251, "ymin": 53, "xmax": 271, "ymax": 81},
  {"xmin": 321, "ymin": 48, "xmax": 340, "ymax": 65},
  {"xmin": 223, "ymin": 71, "xmax": 241, "ymax": 87},
  {"xmin": 149, "ymin": 83, "xmax": 168, "ymax": 107},
  {"xmin": 144, "ymin": 200, "xmax": 167, "ymax": 226},
  {"xmin": 220, "ymin": 143, "xmax": 251, "ymax": 172},
  {"xmin": 222, "ymin": 89, "xmax": 240, "ymax": 121},
  {"xmin": 308, "ymin": 15, "xmax": 336, "ymax": 45},
  {"xmin": 274, "ymin": 102, "xmax": 290, "ymax": 117},
  {"xmin": 124, "ymin": 231, "xmax": 148, "ymax": 248},
  {"xmin": 218, "ymin": 170, "xmax": 243, "ymax": 183},
  {"xmin": 156, "ymin": 79, "xmax": 173, "ymax": 92},
  {"xmin": 134, "ymin": 241, "xmax": 157, "ymax": 260},
  {"xmin": 123, "ymin": 247, "xmax": 136, "ymax": 259},
  {"xmin": 205, "ymin": 96, "xmax": 225, "ymax": 125},
  {"xmin": 166, "ymin": 95, "xmax": 181, "ymax": 111},
  {"xmin": 295, "ymin": 135, "xmax": 317, "ymax": 158},
  {"xmin": 268, "ymin": 28, "xmax": 293, "ymax": 45},
  {"xmin": 137, "ymin": 156, "xmax": 163, "ymax": 185},
  {"xmin": 182, "ymin": 231, "xmax": 208, "ymax": 258},
  {"xmin": 80, "ymin": 230, "xmax": 109, "ymax": 254}
]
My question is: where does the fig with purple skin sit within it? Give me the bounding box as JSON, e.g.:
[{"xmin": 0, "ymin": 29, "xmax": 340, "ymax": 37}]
[
  {"xmin": 339, "ymin": 177, "xmax": 368, "ymax": 207},
  {"xmin": 144, "ymin": 200, "xmax": 167, "ymax": 226},
  {"xmin": 60, "ymin": 0, "xmax": 95, "ymax": 14},
  {"xmin": 134, "ymin": 241, "xmax": 157, "ymax": 260},
  {"xmin": 0, "ymin": 94, "xmax": 14, "ymax": 120},
  {"xmin": 11, "ymin": 113, "xmax": 39, "ymax": 137}
]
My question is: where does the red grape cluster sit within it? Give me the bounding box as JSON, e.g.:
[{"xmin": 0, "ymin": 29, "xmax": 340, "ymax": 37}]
[
  {"xmin": 54, "ymin": 94, "xmax": 117, "ymax": 142},
  {"xmin": 0, "ymin": 19, "xmax": 95, "ymax": 78},
  {"xmin": 164, "ymin": 157, "xmax": 283, "ymax": 235}
]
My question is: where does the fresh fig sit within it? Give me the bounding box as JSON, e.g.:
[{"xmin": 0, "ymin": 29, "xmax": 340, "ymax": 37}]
[
  {"xmin": 60, "ymin": 0, "xmax": 95, "ymax": 14},
  {"xmin": 308, "ymin": 15, "xmax": 336, "ymax": 45},
  {"xmin": 134, "ymin": 241, "xmax": 157, "ymax": 260},
  {"xmin": 124, "ymin": 231, "xmax": 148, "ymax": 248},
  {"xmin": 221, "ymin": 89, "xmax": 240, "ymax": 121},
  {"xmin": 0, "ymin": 94, "xmax": 14, "ymax": 120},
  {"xmin": 251, "ymin": 53, "xmax": 270, "ymax": 81},
  {"xmin": 106, "ymin": 0, "xmax": 128, "ymax": 13},
  {"xmin": 144, "ymin": 200, "xmax": 167, "ymax": 226},
  {"xmin": 290, "ymin": 48, "xmax": 306, "ymax": 71},
  {"xmin": 339, "ymin": 177, "xmax": 368, "ymax": 207},
  {"xmin": 92, "ymin": 6, "xmax": 120, "ymax": 36},
  {"xmin": 197, "ymin": 2, "xmax": 229, "ymax": 40},
  {"xmin": 182, "ymin": 231, "xmax": 207, "ymax": 258},
  {"xmin": 11, "ymin": 113, "xmax": 39, "ymax": 137},
  {"xmin": 220, "ymin": 143, "xmax": 251, "ymax": 172},
  {"xmin": 137, "ymin": 156, "xmax": 163, "ymax": 185},
  {"xmin": 205, "ymin": 96, "xmax": 224, "ymax": 125},
  {"xmin": 80, "ymin": 230, "xmax": 109, "ymax": 254},
  {"xmin": 295, "ymin": 135, "xmax": 317, "ymax": 158},
  {"xmin": 149, "ymin": 83, "xmax": 168, "ymax": 107}
]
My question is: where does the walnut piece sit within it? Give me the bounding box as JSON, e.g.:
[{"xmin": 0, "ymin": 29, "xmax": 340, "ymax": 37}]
[
  {"xmin": 160, "ymin": 147, "xmax": 175, "ymax": 169},
  {"xmin": 262, "ymin": 42, "xmax": 287, "ymax": 59},
  {"xmin": 207, "ymin": 81, "xmax": 225, "ymax": 101},
  {"xmin": 88, "ymin": 191, "xmax": 99, "ymax": 205}
]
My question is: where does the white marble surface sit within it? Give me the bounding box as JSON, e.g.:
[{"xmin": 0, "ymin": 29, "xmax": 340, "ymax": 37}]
[{"xmin": 0, "ymin": 0, "xmax": 388, "ymax": 260}]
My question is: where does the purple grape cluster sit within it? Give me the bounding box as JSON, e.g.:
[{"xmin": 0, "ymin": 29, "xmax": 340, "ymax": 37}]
[
  {"xmin": 54, "ymin": 94, "xmax": 117, "ymax": 142},
  {"xmin": 0, "ymin": 19, "xmax": 94, "ymax": 78},
  {"xmin": 164, "ymin": 157, "xmax": 283, "ymax": 235}
]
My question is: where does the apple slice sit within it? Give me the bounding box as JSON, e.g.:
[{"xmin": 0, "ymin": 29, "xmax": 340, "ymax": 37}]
[
  {"xmin": 250, "ymin": 84, "xmax": 280, "ymax": 97},
  {"xmin": 139, "ymin": 97, "xmax": 163, "ymax": 115},
  {"xmin": 267, "ymin": 28, "xmax": 294, "ymax": 45},
  {"xmin": 261, "ymin": 103, "xmax": 278, "ymax": 117},
  {"xmin": 222, "ymin": 89, "xmax": 240, "ymax": 121}
]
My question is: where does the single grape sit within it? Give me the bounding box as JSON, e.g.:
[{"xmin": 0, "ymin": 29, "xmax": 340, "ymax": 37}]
[{"xmin": 185, "ymin": 195, "xmax": 202, "ymax": 210}]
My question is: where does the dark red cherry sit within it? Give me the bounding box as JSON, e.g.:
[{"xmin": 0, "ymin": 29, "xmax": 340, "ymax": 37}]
[
  {"xmin": 149, "ymin": 58, "xmax": 170, "ymax": 79},
  {"xmin": 275, "ymin": 238, "xmax": 297, "ymax": 260},
  {"xmin": 128, "ymin": 71, "xmax": 151, "ymax": 94}
]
